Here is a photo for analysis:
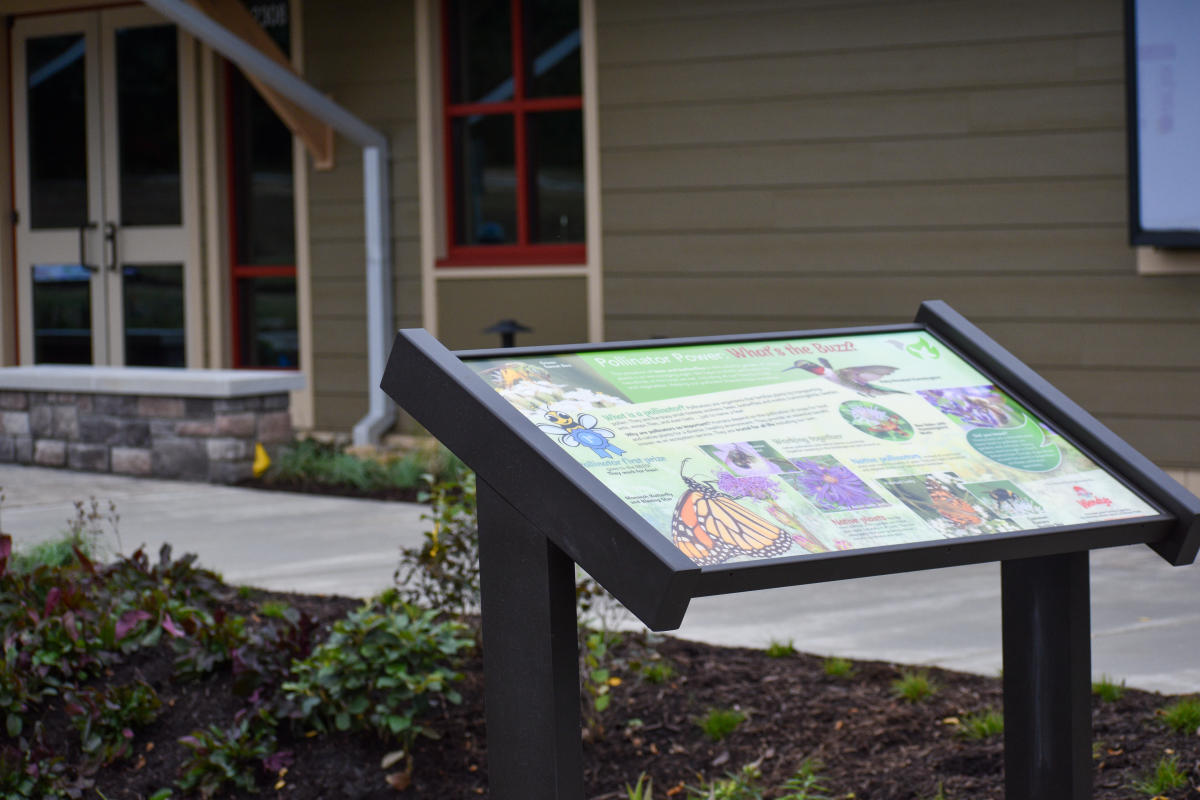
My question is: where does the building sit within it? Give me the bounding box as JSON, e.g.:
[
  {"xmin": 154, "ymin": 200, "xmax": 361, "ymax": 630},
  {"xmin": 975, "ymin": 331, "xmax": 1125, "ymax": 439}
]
[{"xmin": 0, "ymin": 0, "xmax": 1197, "ymax": 483}]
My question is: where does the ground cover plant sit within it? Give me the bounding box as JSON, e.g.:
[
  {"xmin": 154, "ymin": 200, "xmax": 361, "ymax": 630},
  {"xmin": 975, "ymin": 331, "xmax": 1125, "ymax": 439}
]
[
  {"xmin": 4, "ymin": 480, "xmax": 1200, "ymax": 798},
  {"xmin": 244, "ymin": 437, "xmax": 465, "ymax": 502}
]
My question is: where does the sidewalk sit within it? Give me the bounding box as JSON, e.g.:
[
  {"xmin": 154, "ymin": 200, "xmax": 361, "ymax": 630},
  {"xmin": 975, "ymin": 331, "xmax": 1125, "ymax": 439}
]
[{"xmin": 3, "ymin": 464, "xmax": 1198, "ymax": 694}]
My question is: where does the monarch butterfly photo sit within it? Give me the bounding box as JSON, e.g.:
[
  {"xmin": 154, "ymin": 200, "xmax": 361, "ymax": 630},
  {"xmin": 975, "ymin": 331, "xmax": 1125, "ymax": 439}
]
[{"xmin": 670, "ymin": 459, "xmax": 795, "ymax": 566}]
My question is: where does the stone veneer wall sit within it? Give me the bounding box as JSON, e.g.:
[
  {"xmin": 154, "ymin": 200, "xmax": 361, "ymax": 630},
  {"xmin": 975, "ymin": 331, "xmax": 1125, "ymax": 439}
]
[{"xmin": 0, "ymin": 390, "xmax": 292, "ymax": 483}]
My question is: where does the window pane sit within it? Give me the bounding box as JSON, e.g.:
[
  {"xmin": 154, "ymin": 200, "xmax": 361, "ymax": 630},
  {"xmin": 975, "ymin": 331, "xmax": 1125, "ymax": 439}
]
[
  {"xmin": 528, "ymin": 111, "xmax": 584, "ymax": 243},
  {"xmin": 116, "ymin": 25, "xmax": 181, "ymax": 226},
  {"xmin": 453, "ymin": 114, "xmax": 517, "ymax": 245},
  {"xmin": 123, "ymin": 264, "xmax": 185, "ymax": 367},
  {"xmin": 238, "ymin": 277, "xmax": 298, "ymax": 368},
  {"xmin": 447, "ymin": 0, "xmax": 513, "ymax": 104},
  {"xmin": 231, "ymin": 71, "xmax": 295, "ymax": 265},
  {"xmin": 33, "ymin": 264, "xmax": 92, "ymax": 364},
  {"xmin": 242, "ymin": 0, "xmax": 290, "ymax": 54},
  {"xmin": 524, "ymin": 0, "xmax": 581, "ymax": 98},
  {"xmin": 27, "ymin": 35, "xmax": 88, "ymax": 230}
]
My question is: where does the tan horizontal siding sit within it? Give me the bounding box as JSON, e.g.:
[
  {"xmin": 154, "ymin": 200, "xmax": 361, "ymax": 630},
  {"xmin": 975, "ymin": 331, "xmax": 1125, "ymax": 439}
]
[
  {"xmin": 600, "ymin": 36, "xmax": 1121, "ymax": 106},
  {"xmin": 1100, "ymin": 418, "xmax": 1200, "ymax": 470},
  {"xmin": 604, "ymin": 179, "xmax": 1125, "ymax": 232},
  {"xmin": 1037, "ymin": 368, "xmax": 1200, "ymax": 419},
  {"xmin": 603, "ymin": 228, "xmax": 1135, "ymax": 275},
  {"xmin": 308, "ymin": 198, "xmax": 420, "ymax": 243},
  {"xmin": 603, "ymin": 131, "xmax": 1124, "ymax": 191},
  {"xmin": 598, "ymin": 1, "xmax": 1120, "ymax": 64},
  {"xmin": 607, "ymin": 275, "xmax": 1200, "ymax": 321},
  {"xmin": 601, "ymin": 84, "xmax": 1123, "ymax": 150},
  {"xmin": 303, "ymin": 0, "xmax": 419, "ymax": 432}
]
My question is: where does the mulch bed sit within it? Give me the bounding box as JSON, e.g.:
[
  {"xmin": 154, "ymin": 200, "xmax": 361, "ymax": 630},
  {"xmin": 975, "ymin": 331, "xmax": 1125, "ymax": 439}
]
[{"xmin": 51, "ymin": 589, "xmax": 1199, "ymax": 799}]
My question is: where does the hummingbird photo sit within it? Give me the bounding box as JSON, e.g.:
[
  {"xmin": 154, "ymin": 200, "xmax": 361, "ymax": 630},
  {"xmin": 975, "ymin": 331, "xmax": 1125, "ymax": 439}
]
[{"xmin": 783, "ymin": 358, "xmax": 905, "ymax": 397}]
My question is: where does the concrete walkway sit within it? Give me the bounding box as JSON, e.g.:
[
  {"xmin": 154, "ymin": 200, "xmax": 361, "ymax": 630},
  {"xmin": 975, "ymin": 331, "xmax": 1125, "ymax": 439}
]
[{"xmin": 2, "ymin": 464, "xmax": 1198, "ymax": 695}]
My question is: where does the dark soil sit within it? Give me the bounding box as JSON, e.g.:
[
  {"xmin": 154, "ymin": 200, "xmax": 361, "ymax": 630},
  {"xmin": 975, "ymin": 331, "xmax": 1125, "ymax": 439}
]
[{"xmin": 47, "ymin": 590, "xmax": 1200, "ymax": 799}]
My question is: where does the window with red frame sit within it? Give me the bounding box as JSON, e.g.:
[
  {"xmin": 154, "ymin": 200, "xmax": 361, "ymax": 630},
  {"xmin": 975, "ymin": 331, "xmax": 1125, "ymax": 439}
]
[
  {"xmin": 441, "ymin": 0, "xmax": 585, "ymax": 266},
  {"xmin": 226, "ymin": 0, "xmax": 299, "ymax": 368}
]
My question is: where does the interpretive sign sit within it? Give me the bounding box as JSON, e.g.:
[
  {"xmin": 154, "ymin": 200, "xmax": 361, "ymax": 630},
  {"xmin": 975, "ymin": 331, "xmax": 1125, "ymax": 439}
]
[
  {"xmin": 463, "ymin": 331, "xmax": 1157, "ymax": 568},
  {"xmin": 382, "ymin": 300, "xmax": 1200, "ymax": 800}
]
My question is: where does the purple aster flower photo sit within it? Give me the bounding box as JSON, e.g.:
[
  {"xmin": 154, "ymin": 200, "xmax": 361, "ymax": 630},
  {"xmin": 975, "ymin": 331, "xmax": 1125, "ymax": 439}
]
[
  {"xmin": 716, "ymin": 471, "xmax": 780, "ymax": 500},
  {"xmin": 782, "ymin": 456, "xmax": 889, "ymax": 512}
]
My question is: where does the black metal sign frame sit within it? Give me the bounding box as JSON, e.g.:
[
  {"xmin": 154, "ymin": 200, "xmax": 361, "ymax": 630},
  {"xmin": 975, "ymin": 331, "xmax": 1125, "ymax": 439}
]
[{"xmin": 382, "ymin": 300, "xmax": 1200, "ymax": 800}]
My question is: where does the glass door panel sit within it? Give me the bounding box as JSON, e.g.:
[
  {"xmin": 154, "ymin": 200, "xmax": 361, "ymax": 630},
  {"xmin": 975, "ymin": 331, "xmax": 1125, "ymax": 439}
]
[
  {"xmin": 115, "ymin": 24, "xmax": 181, "ymax": 227},
  {"xmin": 32, "ymin": 265, "xmax": 92, "ymax": 364},
  {"xmin": 13, "ymin": 13, "xmax": 105, "ymax": 365},
  {"xmin": 122, "ymin": 264, "xmax": 185, "ymax": 367},
  {"xmin": 26, "ymin": 34, "xmax": 89, "ymax": 229},
  {"xmin": 101, "ymin": 7, "xmax": 197, "ymax": 366}
]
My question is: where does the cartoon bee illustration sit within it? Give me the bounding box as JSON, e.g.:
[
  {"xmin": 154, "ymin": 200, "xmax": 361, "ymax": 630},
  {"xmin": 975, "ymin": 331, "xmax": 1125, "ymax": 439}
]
[
  {"xmin": 537, "ymin": 409, "xmax": 626, "ymax": 459},
  {"xmin": 482, "ymin": 361, "xmax": 550, "ymax": 391}
]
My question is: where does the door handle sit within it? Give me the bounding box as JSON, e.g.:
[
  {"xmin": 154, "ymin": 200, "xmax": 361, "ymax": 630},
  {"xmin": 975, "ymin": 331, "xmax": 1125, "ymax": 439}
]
[
  {"xmin": 78, "ymin": 222, "xmax": 99, "ymax": 273},
  {"xmin": 104, "ymin": 222, "xmax": 118, "ymax": 272}
]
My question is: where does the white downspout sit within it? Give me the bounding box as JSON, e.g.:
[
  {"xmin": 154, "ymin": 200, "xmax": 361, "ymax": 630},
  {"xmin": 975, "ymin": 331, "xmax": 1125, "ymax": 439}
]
[{"xmin": 142, "ymin": 0, "xmax": 396, "ymax": 445}]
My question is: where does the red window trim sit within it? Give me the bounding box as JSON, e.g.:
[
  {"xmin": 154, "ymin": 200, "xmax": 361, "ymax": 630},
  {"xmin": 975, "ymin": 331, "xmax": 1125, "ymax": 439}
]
[
  {"xmin": 224, "ymin": 63, "xmax": 298, "ymax": 369},
  {"xmin": 438, "ymin": 0, "xmax": 586, "ymax": 268}
]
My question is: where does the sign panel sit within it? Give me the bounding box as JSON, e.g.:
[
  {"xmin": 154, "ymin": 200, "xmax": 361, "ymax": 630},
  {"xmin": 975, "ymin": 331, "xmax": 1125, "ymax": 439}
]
[{"xmin": 464, "ymin": 331, "xmax": 1158, "ymax": 568}]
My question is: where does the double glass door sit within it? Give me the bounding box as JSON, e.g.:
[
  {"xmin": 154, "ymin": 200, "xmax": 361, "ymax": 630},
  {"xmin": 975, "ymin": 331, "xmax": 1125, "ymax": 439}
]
[{"xmin": 13, "ymin": 8, "xmax": 197, "ymax": 367}]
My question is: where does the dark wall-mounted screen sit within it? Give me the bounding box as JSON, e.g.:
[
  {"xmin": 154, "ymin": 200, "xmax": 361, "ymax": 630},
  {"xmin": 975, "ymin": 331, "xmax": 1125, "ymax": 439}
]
[{"xmin": 1126, "ymin": 0, "xmax": 1200, "ymax": 247}]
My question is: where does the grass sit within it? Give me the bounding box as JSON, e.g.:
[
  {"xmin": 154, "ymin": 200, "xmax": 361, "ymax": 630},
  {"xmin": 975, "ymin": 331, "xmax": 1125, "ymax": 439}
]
[
  {"xmin": 891, "ymin": 670, "xmax": 937, "ymax": 703},
  {"xmin": 822, "ymin": 656, "xmax": 855, "ymax": 679},
  {"xmin": 1130, "ymin": 754, "xmax": 1189, "ymax": 796},
  {"xmin": 639, "ymin": 660, "xmax": 676, "ymax": 684},
  {"xmin": 9, "ymin": 532, "xmax": 92, "ymax": 574},
  {"xmin": 765, "ymin": 639, "xmax": 797, "ymax": 658},
  {"xmin": 1092, "ymin": 674, "xmax": 1126, "ymax": 703},
  {"xmin": 696, "ymin": 707, "xmax": 746, "ymax": 742},
  {"xmin": 625, "ymin": 773, "xmax": 654, "ymax": 800},
  {"xmin": 1158, "ymin": 696, "xmax": 1200, "ymax": 735},
  {"xmin": 957, "ymin": 709, "xmax": 1004, "ymax": 740}
]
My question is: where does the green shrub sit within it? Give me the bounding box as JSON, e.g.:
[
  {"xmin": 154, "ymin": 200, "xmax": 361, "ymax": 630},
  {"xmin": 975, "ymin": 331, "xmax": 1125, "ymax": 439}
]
[
  {"xmin": 697, "ymin": 708, "xmax": 746, "ymax": 742},
  {"xmin": 1159, "ymin": 696, "xmax": 1200, "ymax": 735},
  {"xmin": 65, "ymin": 680, "xmax": 162, "ymax": 766},
  {"xmin": 823, "ymin": 656, "xmax": 854, "ymax": 679},
  {"xmin": 957, "ymin": 709, "xmax": 1004, "ymax": 740},
  {"xmin": 177, "ymin": 710, "xmax": 277, "ymax": 799},
  {"xmin": 892, "ymin": 670, "xmax": 937, "ymax": 703},
  {"xmin": 395, "ymin": 469, "xmax": 480, "ymax": 619},
  {"xmin": 268, "ymin": 438, "xmax": 464, "ymax": 492},
  {"xmin": 1130, "ymin": 754, "xmax": 1189, "ymax": 796},
  {"xmin": 765, "ymin": 639, "xmax": 796, "ymax": 658},
  {"xmin": 281, "ymin": 591, "xmax": 472, "ymax": 776},
  {"xmin": 640, "ymin": 659, "xmax": 676, "ymax": 684}
]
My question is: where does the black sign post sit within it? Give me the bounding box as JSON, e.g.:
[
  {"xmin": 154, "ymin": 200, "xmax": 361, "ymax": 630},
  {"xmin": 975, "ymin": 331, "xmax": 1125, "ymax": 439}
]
[{"xmin": 382, "ymin": 301, "xmax": 1199, "ymax": 800}]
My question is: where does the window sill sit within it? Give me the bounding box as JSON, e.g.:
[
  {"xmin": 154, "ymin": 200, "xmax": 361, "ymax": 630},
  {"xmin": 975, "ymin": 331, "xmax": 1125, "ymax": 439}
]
[{"xmin": 437, "ymin": 244, "xmax": 585, "ymax": 268}]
